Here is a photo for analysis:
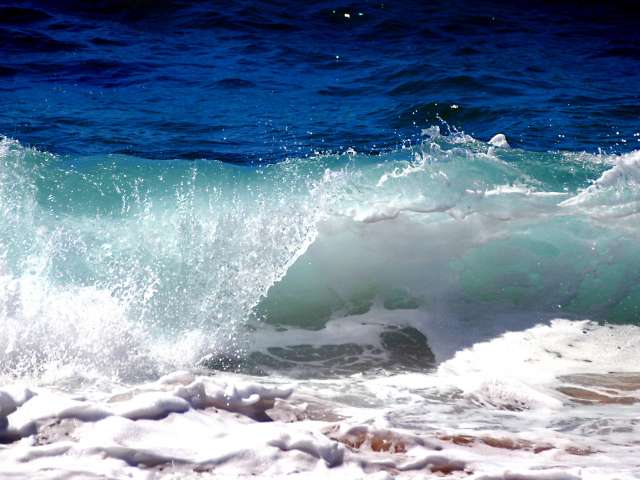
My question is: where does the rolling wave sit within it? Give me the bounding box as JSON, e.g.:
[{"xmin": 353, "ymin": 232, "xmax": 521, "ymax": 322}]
[{"xmin": 1, "ymin": 131, "xmax": 639, "ymax": 381}]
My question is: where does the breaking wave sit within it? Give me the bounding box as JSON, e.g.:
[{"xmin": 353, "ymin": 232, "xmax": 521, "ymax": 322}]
[{"xmin": 1, "ymin": 130, "xmax": 639, "ymax": 382}]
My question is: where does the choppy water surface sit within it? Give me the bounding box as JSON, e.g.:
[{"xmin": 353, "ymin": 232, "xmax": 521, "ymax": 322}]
[{"xmin": 1, "ymin": 1, "xmax": 639, "ymax": 161}]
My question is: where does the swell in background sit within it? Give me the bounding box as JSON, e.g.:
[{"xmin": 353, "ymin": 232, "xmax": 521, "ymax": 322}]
[{"xmin": 1, "ymin": 0, "xmax": 639, "ymax": 161}]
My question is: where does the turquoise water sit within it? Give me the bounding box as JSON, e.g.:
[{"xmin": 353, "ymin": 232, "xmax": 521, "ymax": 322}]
[{"xmin": 2, "ymin": 131, "xmax": 639, "ymax": 378}]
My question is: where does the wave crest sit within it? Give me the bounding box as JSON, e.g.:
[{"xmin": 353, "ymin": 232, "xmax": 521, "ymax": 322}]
[{"xmin": 1, "ymin": 134, "xmax": 640, "ymax": 381}]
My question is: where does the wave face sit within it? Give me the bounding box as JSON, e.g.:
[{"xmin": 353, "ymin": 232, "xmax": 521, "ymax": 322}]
[{"xmin": 1, "ymin": 132, "xmax": 640, "ymax": 381}]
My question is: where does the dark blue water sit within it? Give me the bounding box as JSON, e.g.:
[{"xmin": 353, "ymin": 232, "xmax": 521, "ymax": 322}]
[{"xmin": 1, "ymin": 1, "xmax": 639, "ymax": 162}]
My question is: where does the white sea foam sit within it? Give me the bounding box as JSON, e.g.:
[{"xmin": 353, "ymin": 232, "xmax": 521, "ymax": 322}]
[
  {"xmin": 561, "ymin": 149, "xmax": 640, "ymax": 219},
  {"xmin": 488, "ymin": 133, "xmax": 510, "ymax": 149},
  {"xmin": 1, "ymin": 320, "xmax": 639, "ymax": 479}
]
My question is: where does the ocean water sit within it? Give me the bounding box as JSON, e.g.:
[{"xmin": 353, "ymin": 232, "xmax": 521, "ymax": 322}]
[
  {"xmin": 1, "ymin": 2, "xmax": 640, "ymax": 479},
  {"xmin": 1, "ymin": 1, "xmax": 640, "ymax": 160}
]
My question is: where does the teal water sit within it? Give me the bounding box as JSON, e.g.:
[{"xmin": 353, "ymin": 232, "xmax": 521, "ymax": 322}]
[{"xmin": 1, "ymin": 131, "xmax": 639, "ymax": 379}]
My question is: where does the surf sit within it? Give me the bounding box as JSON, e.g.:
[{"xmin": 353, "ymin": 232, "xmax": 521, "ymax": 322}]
[{"xmin": 1, "ymin": 131, "xmax": 639, "ymax": 382}]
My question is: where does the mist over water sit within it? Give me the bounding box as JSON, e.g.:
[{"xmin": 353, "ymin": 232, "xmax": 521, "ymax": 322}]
[{"xmin": 0, "ymin": 136, "xmax": 330, "ymax": 380}]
